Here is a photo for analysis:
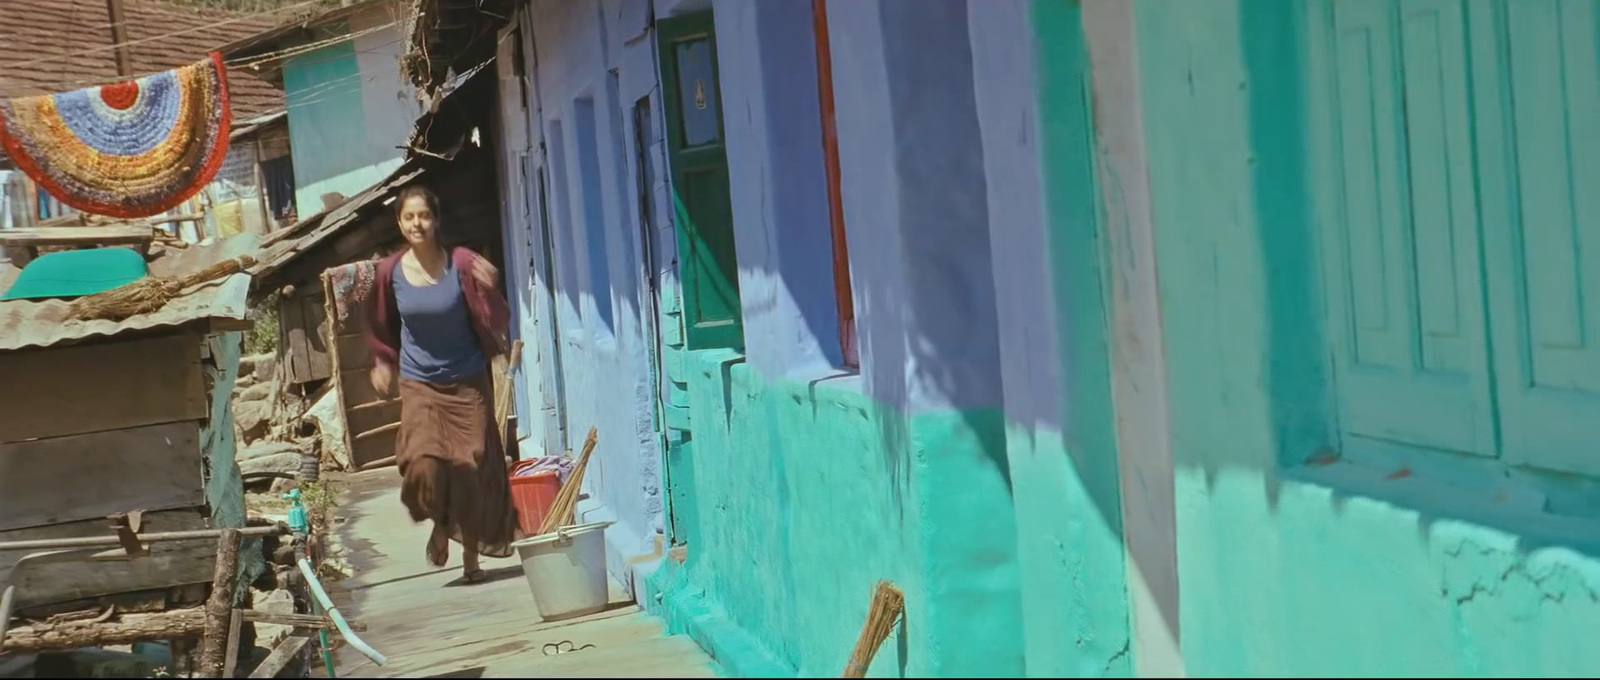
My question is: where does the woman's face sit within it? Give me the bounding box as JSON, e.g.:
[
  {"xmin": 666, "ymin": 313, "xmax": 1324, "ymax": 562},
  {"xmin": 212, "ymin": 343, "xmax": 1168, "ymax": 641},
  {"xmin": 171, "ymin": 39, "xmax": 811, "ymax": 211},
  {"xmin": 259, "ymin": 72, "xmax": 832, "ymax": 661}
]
[{"xmin": 397, "ymin": 196, "xmax": 438, "ymax": 247}]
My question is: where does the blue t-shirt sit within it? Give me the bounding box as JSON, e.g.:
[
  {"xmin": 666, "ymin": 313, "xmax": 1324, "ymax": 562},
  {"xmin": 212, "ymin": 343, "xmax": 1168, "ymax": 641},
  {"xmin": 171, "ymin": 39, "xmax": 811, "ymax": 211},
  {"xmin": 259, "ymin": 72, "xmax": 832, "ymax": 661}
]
[{"xmin": 393, "ymin": 259, "xmax": 488, "ymax": 384}]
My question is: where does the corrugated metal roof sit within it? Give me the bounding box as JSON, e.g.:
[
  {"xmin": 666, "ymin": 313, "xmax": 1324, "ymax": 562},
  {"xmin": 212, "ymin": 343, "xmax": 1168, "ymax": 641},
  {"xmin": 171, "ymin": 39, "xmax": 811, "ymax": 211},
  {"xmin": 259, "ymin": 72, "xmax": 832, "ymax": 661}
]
[
  {"xmin": 218, "ymin": 0, "xmax": 391, "ymax": 64},
  {"xmin": 248, "ymin": 162, "xmax": 423, "ymax": 285},
  {"xmin": 0, "ymin": 273, "xmax": 251, "ymax": 353}
]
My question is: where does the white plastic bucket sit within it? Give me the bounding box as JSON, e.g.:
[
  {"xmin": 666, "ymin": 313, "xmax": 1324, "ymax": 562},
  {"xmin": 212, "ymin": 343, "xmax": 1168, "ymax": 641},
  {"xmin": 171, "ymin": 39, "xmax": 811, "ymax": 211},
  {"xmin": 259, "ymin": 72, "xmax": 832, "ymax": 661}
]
[{"xmin": 512, "ymin": 521, "xmax": 613, "ymax": 621}]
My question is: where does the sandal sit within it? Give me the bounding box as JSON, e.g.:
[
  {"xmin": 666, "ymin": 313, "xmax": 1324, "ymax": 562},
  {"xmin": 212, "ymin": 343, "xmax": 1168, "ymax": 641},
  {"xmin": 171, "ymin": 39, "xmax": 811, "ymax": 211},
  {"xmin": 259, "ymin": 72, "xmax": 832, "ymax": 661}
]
[{"xmin": 462, "ymin": 568, "xmax": 489, "ymax": 585}]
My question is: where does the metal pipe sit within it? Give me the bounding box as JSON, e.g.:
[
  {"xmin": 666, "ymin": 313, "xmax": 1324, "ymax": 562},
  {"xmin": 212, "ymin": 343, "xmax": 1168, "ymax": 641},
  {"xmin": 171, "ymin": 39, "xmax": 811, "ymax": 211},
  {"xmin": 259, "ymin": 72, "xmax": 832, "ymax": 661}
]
[
  {"xmin": 0, "ymin": 548, "xmax": 104, "ymax": 650},
  {"xmin": 0, "ymin": 526, "xmax": 285, "ymax": 553},
  {"xmin": 310, "ymin": 593, "xmax": 338, "ymax": 677},
  {"xmin": 296, "ymin": 558, "xmax": 384, "ymax": 667},
  {"xmin": 0, "ymin": 584, "xmax": 14, "ymax": 651}
]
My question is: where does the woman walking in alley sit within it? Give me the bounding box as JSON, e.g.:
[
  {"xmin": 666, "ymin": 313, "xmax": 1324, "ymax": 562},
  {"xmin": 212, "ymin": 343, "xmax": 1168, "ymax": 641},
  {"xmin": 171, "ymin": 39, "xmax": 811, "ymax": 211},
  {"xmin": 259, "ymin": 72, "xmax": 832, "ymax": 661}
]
[{"xmin": 363, "ymin": 184, "xmax": 519, "ymax": 585}]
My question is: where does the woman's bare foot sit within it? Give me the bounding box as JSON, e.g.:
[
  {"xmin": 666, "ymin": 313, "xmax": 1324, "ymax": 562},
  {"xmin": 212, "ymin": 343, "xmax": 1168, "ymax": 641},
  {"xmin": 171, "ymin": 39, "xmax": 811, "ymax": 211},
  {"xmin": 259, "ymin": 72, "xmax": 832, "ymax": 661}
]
[
  {"xmin": 461, "ymin": 535, "xmax": 483, "ymax": 583},
  {"xmin": 426, "ymin": 524, "xmax": 449, "ymax": 567}
]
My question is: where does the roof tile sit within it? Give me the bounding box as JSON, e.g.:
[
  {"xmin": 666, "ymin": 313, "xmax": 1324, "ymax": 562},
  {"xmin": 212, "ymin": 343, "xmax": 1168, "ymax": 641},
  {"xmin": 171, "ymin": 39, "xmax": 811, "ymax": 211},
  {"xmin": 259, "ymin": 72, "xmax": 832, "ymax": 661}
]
[{"xmin": 0, "ymin": 0, "xmax": 288, "ymax": 120}]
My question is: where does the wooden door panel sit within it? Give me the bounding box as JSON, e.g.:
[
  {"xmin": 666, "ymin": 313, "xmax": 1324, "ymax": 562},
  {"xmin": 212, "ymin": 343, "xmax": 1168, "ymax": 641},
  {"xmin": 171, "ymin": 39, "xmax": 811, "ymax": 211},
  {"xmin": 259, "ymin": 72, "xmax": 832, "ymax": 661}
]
[
  {"xmin": 1316, "ymin": 0, "xmax": 1496, "ymax": 456},
  {"xmin": 1479, "ymin": 0, "xmax": 1600, "ymax": 476}
]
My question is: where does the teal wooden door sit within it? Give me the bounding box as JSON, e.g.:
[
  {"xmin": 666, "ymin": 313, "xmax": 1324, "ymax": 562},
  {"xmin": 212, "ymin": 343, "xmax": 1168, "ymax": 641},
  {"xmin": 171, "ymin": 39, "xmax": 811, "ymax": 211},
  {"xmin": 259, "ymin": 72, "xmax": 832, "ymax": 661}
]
[
  {"xmin": 1476, "ymin": 0, "xmax": 1600, "ymax": 478},
  {"xmin": 657, "ymin": 11, "xmax": 744, "ymax": 352},
  {"xmin": 1313, "ymin": 0, "xmax": 1497, "ymax": 457},
  {"xmin": 1312, "ymin": 0, "xmax": 1600, "ymax": 479},
  {"xmin": 653, "ymin": 11, "xmax": 742, "ymax": 546}
]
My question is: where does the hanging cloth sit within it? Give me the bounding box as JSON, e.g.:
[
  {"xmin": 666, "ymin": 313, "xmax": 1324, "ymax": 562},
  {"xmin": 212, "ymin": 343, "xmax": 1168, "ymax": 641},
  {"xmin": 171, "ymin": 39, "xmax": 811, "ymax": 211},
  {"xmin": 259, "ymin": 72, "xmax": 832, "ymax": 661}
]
[
  {"xmin": 325, "ymin": 259, "xmax": 380, "ymax": 329},
  {"xmin": 0, "ymin": 53, "xmax": 233, "ymax": 219}
]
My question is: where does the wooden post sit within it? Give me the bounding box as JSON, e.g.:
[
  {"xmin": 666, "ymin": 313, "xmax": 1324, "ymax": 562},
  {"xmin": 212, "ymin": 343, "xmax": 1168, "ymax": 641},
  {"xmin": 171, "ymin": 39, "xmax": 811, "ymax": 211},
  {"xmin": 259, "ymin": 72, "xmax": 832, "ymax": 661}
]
[
  {"xmin": 172, "ymin": 637, "xmax": 197, "ymax": 677},
  {"xmin": 196, "ymin": 528, "xmax": 241, "ymax": 678},
  {"xmin": 253, "ymin": 139, "xmax": 273, "ymax": 235},
  {"xmin": 104, "ymin": 0, "xmax": 134, "ymax": 77}
]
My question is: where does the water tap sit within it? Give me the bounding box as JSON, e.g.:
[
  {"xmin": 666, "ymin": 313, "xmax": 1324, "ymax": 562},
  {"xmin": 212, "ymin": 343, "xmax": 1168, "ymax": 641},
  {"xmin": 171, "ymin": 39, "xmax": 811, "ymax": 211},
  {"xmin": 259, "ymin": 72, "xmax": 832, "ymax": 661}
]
[{"xmin": 284, "ymin": 488, "xmax": 309, "ymax": 539}]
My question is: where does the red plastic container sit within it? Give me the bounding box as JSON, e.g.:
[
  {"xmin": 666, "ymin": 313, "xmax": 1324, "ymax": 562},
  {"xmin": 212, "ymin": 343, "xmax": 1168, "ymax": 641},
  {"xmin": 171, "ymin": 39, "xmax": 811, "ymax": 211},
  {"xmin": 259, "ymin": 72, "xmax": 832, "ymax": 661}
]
[{"xmin": 508, "ymin": 468, "xmax": 561, "ymax": 536}]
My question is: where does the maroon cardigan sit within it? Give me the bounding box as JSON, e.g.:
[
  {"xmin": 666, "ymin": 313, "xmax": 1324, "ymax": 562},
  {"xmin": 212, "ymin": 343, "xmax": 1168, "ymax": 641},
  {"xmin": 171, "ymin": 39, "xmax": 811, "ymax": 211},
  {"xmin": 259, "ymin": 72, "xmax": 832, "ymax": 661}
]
[{"xmin": 364, "ymin": 246, "xmax": 511, "ymax": 374}]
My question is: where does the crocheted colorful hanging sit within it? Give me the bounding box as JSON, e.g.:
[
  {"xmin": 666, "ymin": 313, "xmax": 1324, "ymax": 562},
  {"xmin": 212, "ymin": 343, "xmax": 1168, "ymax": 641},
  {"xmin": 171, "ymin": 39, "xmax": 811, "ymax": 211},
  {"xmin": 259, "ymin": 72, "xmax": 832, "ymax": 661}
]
[{"xmin": 0, "ymin": 53, "xmax": 232, "ymax": 219}]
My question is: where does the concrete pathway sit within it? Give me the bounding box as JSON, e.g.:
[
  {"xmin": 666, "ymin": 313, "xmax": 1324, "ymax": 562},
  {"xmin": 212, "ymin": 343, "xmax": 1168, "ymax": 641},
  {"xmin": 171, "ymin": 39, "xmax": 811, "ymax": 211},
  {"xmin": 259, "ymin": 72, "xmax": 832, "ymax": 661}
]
[{"xmin": 322, "ymin": 470, "xmax": 719, "ymax": 678}]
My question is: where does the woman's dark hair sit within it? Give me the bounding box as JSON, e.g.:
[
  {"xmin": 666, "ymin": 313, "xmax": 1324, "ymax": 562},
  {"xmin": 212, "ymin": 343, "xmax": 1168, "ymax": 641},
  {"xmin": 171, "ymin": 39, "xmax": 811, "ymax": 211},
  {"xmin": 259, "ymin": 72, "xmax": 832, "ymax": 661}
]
[{"xmin": 394, "ymin": 184, "xmax": 441, "ymax": 220}]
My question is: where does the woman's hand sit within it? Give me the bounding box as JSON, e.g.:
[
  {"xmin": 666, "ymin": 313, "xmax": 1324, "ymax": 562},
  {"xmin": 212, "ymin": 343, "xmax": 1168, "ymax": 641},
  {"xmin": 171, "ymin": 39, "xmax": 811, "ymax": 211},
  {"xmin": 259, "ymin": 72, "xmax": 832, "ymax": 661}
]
[
  {"xmin": 468, "ymin": 255, "xmax": 499, "ymax": 290},
  {"xmin": 370, "ymin": 362, "xmax": 395, "ymax": 397}
]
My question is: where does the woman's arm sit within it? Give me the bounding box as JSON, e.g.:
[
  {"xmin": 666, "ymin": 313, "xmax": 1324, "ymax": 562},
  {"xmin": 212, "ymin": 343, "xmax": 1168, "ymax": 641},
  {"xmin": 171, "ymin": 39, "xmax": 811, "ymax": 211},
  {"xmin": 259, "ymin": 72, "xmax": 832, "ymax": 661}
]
[
  {"xmin": 456, "ymin": 248, "xmax": 512, "ymax": 357},
  {"xmin": 363, "ymin": 255, "xmax": 404, "ymax": 393}
]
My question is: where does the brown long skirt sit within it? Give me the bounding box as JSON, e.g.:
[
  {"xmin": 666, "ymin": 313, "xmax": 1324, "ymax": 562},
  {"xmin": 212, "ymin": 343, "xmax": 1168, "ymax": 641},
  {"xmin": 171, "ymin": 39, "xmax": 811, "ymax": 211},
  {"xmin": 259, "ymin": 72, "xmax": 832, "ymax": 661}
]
[{"xmin": 396, "ymin": 372, "xmax": 520, "ymax": 559}]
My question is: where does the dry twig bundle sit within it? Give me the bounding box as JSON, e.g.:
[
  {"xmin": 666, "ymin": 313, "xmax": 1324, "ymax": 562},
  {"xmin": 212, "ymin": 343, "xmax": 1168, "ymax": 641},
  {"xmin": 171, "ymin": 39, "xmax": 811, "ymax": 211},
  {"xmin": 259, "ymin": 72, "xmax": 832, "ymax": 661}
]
[
  {"xmin": 536, "ymin": 426, "xmax": 599, "ymax": 535},
  {"xmin": 68, "ymin": 255, "xmax": 255, "ymax": 322},
  {"xmin": 841, "ymin": 581, "xmax": 905, "ymax": 678}
]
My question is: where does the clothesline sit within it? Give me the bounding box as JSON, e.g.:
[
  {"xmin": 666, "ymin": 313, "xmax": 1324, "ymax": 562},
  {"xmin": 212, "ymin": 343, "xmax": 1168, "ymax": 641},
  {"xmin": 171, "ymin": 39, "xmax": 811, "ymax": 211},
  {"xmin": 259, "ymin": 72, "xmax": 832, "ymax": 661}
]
[
  {"xmin": 0, "ymin": 22, "xmax": 400, "ymax": 98},
  {"xmin": 0, "ymin": 0, "xmax": 326, "ymax": 72}
]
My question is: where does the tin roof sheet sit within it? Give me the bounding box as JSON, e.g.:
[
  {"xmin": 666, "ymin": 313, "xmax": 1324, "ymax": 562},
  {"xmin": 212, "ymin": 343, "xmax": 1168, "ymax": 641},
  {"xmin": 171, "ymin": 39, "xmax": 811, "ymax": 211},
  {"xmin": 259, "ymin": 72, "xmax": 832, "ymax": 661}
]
[{"xmin": 0, "ymin": 273, "xmax": 251, "ymax": 352}]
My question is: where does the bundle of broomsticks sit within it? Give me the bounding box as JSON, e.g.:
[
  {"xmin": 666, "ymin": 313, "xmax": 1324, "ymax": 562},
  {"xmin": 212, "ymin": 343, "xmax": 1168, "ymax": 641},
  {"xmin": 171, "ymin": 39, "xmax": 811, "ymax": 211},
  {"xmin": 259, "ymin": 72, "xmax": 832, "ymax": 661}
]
[
  {"xmin": 68, "ymin": 255, "xmax": 256, "ymax": 322},
  {"xmin": 841, "ymin": 580, "xmax": 905, "ymax": 678},
  {"xmin": 535, "ymin": 426, "xmax": 599, "ymax": 535},
  {"xmin": 493, "ymin": 339, "xmax": 525, "ymax": 445}
]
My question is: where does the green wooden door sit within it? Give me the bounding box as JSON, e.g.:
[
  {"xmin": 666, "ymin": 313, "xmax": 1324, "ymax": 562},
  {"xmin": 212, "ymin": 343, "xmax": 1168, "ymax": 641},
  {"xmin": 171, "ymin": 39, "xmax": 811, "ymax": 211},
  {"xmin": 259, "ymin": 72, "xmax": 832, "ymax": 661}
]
[
  {"xmin": 1311, "ymin": 0, "xmax": 1600, "ymax": 480},
  {"xmin": 657, "ymin": 11, "xmax": 744, "ymax": 351},
  {"xmin": 1313, "ymin": 0, "xmax": 1497, "ymax": 457}
]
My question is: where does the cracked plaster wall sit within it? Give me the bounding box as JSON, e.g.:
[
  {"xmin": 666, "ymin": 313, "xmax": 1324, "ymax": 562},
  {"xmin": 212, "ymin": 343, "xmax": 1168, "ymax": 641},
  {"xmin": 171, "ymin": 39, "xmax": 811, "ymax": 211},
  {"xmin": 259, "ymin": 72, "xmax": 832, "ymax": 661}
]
[{"xmin": 1131, "ymin": 1, "xmax": 1600, "ymax": 675}]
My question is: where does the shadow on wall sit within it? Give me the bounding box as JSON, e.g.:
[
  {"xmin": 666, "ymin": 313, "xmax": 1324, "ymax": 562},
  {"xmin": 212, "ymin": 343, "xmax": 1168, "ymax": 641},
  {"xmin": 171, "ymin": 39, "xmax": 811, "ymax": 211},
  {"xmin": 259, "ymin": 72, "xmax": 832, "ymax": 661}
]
[
  {"xmin": 1139, "ymin": 10, "xmax": 1600, "ymax": 673},
  {"xmin": 858, "ymin": 0, "xmax": 1013, "ymax": 492}
]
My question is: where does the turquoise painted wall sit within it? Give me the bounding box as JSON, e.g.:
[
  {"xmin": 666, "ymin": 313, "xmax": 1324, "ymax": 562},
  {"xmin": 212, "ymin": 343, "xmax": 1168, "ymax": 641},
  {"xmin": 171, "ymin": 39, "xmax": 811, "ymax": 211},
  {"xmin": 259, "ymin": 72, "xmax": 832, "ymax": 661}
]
[
  {"xmin": 1127, "ymin": 0, "xmax": 1600, "ymax": 675},
  {"xmin": 1008, "ymin": 1, "xmax": 1133, "ymax": 676},
  {"xmin": 283, "ymin": 38, "xmax": 407, "ymax": 214},
  {"xmin": 646, "ymin": 350, "xmax": 1022, "ymax": 677}
]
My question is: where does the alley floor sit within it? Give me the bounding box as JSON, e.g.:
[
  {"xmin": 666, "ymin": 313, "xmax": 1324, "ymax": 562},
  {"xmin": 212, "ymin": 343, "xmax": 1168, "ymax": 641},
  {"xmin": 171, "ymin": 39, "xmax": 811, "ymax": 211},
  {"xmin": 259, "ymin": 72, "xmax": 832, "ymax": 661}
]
[{"xmin": 320, "ymin": 470, "xmax": 719, "ymax": 678}]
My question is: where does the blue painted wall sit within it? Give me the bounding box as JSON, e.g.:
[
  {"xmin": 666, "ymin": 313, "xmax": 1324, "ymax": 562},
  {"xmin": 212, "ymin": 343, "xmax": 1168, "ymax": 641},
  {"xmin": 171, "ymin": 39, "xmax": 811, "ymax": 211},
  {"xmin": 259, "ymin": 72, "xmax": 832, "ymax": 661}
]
[
  {"xmin": 490, "ymin": 0, "xmax": 1600, "ymax": 677},
  {"xmin": 639, "ymin": 0, "xmax": 1047, "ymax": 676},
  {"xmin": 519, "ymin": 0, "xmax": 669, "ymax": 594}
]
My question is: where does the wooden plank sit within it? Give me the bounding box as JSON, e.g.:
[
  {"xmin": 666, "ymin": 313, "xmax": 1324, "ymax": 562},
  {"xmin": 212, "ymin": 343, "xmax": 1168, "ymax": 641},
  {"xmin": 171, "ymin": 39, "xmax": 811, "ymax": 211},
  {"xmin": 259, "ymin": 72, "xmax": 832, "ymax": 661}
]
[
  {"xmin": 281, "ymin": 287, "xmax": 331, "ymax": 384},
  {"xmin": 302, "ymin": 292, "xmax": 332, "ymax": 380},
  {"xmin": 0, "ymin": 225, "xmax": 154, "ymax": 247},
  {"xmin": 351, "ymin": 423, "xmax": 397, "ymax": 469},
  {"xmin": 353, "ymin": 421, "xmax": 400, "ymax": 442},
  {"xmin": 335, "ymin": 332, "xmax": 373, "ymax": 370},
  {"xmin": 0, "ymin": 421, "xmax": 204, "ymax": 532},
  {"xmin": 0, "ymin": 335, "xmax": 206, "ymax": 444},
  {"xmin": 357, "ymin": 455, "xmax": 395, "ymax": 470},
  {"xmin": 337, "ymin": 366, "xmax": 387, "ymax": 407},
  {"xmin": 278, "ymin": 295, "xmax": 309, "ymax": 384},
  {"xmin": 223, "ymin": 609, "xmax": 244, "ymax": 679},
  {"xmin": 248, "ymin": 634, "xmax": 310, "ymax": 679},
  {"xmin": 241, "ymin": 611, "xmax": 365, "ymax": 631},
  {"xmin": 346, "ymin": 398, "xmax": 402, "ymax": 435},
  {"xmin": 0, "ymin": 509, "xmax": 214, "ymax": 611}
]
